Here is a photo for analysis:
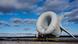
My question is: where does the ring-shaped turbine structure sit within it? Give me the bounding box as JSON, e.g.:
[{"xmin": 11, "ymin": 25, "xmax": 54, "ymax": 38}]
[{"xmin": 36, "ymin": 11, "xmax": 61, "ymax": 37}]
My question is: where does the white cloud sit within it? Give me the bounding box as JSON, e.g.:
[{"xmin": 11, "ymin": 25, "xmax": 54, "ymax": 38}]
[
  {"xmin": 24, "ymin": 18, "xmax": 37, "ymax": 25},
  {"xmin": 33, "ymin": 0, "xmax": 70, "ymax": 14},
  {"xmin": 12, "ymin": 18, "xmax": 23, "ymax": 23},
  {"xmin": 10, "ymin": 18, "xmax": 37, "ymax": 26},
  {"xmin": 0, "ymin": 18, "xmax": 37, "ymax": 27},
  {"xmin": 64, "ymin": 9, "xmax": 78, "ymax": 24},
  {"xmin": 0, "ymin": 0, "xmax": 16, "ymax": 6},
  {"xmin": 10, "ymin": 18, "xmax": 23, "ymax": 26},
  {"xmin": 0, "ymin": 0, "xmax": 69, "ymax": 13},
  {"xmin": 0, "ymin": 20, "xmax": 10, "ymax": 27},
  {"xmin": 0, "ymin": 0, "xmax": 78, "ymax": 15},
  {"xmin": 0, "ymin": 0, "xmax": 37, "ymax": 12}
]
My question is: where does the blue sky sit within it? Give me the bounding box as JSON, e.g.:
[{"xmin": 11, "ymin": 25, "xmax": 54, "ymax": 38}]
[{"xmin": 0, "ymin": 0, "xmax": 78, "ymax": 36}]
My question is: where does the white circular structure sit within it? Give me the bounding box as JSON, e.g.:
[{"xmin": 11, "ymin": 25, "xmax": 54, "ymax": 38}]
[{"xmin": 36, "ymin": 11, "xmax": 61, "ymax": 37}]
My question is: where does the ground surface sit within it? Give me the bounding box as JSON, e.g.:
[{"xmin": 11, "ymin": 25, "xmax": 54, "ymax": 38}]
[{"xmin": 0, "ymin": 41, "xmax": 78, "ymax": 44}]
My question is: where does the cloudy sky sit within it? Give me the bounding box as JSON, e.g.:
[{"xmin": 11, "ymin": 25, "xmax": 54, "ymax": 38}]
[{"xmin": 0, "ymin": 0, "xmax": 78, "ymax": 36}]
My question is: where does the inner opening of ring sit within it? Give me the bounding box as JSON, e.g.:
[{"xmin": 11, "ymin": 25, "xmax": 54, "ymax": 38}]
[{"xmin": 44, "ymin": 16, "xmax": 51, "ymax": 27}]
